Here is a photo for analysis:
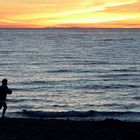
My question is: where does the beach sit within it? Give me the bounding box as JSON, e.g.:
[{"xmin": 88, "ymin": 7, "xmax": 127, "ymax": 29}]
[{"xmin": 0, "ymin": 118, "xmax": 140, "ymax": 140}]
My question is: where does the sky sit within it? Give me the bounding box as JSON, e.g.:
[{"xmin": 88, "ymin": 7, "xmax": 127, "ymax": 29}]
[{"xmin": 0, "ymin": 0, "xmax": 140, "ymax": 28}]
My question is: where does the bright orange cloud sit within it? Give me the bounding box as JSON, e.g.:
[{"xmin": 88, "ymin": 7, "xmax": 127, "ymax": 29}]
[{"xmin": 0, "ymin": 0, "xmax": 140, "ymax": 28}]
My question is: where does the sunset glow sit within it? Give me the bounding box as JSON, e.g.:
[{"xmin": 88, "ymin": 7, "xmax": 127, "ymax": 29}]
[{"xmin": 0, "ymin": 0, "xmax": 140, "ymax": 28}]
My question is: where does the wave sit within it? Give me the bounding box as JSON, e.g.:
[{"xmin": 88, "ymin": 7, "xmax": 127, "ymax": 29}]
[
  {"xmin": 22, "ymin": 110, "xmax": 140, "ymax": 121},
  {"xmin": 47, "ymin": 69, "xmax": 96, "ymax": 73},
  {"xmin": 98, "ymin": 73, "xmax": 140, "ymax": 78},
  {"xmin": 8, "ymin": 98, "xmax": 46, "ymax": 103},
  {"xmin": 133, "ymin": 97, "xmax": 140, "ymax": 100},
  {"xmin": 17, "ymin": 80, "xmax": 58, "ymax": 87},
  {"xmin": 77, "ymin": 84, "xmax": 140, "ymax": 90},
  {"xmin": 19, "ymin": 81, "xmax": 49, "ymax": 85},
  {"xmin": 96, "ymin": 38, "xmax": 135, "ymax": 42},
  {"xmin": 23, "ymin": 109, "xmax": 95, "ymax": 118},
  {"xmin": 47, "ymin": 70, "xmax": 71, "ymax": 73},
  {"xmin": 112, "ymin": 69, "xmax": 140, "ymax": 72}
]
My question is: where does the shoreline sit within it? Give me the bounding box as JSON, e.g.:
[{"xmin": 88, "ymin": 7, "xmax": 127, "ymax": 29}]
[{"xmin": 0, "ymin": 118, "xmax": 140, "ymax": 140}]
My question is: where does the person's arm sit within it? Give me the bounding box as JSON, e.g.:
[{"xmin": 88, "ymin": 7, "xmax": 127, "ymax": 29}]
[{"xmin": 6, "ymin": 86, "xmax": 12, "ymax": 94}]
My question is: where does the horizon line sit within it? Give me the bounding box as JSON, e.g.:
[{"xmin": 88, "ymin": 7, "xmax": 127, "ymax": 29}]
[{"xmin": 0, "ymin": 27, "xmax": 140, "ymax": 29}]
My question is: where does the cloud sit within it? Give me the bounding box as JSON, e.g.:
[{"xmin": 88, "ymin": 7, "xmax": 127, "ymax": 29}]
[{"xmin": 0, "ymin": 0, "xmax": 139, "ymax": 28}]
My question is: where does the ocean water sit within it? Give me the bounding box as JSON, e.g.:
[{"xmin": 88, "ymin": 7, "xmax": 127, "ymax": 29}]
[{"xmin": 0, "ymin": 28, "xmax": 140, "ymax": 121}]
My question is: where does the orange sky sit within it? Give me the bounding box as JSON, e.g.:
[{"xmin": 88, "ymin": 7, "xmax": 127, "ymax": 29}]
[{"xmin": 0, "ymin": 0, "xmax": 140, "ymax": 28}]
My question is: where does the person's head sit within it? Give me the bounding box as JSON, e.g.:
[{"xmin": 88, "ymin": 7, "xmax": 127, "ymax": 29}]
[{"xmin": 2, "ymin": 79, "xmax": 8, "ymax": 85}]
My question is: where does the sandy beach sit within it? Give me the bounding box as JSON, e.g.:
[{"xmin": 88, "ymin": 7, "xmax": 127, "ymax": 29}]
[{"xmin": 0, "ymin": 118, "xmax": 140, "ymax": 140}]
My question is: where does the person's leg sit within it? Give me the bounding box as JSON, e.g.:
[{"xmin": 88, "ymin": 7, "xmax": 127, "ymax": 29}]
[{"xmin": 2, "ymin": 103, "xmax": 7, "ymax": 117}]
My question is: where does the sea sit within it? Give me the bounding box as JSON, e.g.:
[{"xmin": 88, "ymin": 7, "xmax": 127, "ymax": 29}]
[{"xmin": 0, "ymin": 28, "xmax": 140, "ymax": 121}]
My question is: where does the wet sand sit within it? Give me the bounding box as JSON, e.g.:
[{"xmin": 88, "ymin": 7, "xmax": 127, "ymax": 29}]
[{"xmin": 0, "ymin": 118, "xmax": 140, "ymax": 140}]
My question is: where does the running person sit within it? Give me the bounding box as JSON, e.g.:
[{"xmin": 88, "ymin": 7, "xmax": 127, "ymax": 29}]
[{"xmin": 0, "ymin": 79, "xmax": 12, "ymax": 117}]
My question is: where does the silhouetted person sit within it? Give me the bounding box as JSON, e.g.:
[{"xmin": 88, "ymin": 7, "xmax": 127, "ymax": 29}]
[{"xmin": 0, "ymin": 79, "xmax": 12, "ymax": 117}]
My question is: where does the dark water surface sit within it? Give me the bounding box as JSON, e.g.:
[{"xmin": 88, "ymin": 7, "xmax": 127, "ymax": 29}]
[{"xmin": 0, "ymin": 28, "xmax": 140, "ymax": 120}]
